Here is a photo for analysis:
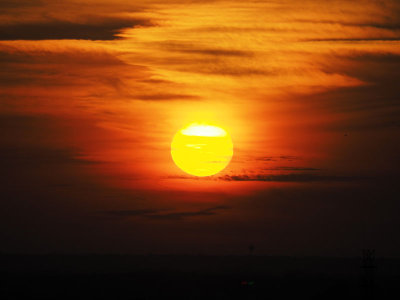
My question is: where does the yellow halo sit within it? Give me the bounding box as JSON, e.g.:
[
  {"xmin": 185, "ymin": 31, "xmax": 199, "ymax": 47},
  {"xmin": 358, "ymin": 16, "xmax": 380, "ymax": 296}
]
[{"xmin": 171, "ymin": 123, "xmax": 233, "ymax": 177}]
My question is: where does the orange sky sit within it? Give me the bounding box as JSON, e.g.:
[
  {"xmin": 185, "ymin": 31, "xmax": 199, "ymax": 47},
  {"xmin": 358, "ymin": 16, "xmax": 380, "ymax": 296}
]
[{"xmin": 1, "ymin": 0, "xmax": 400, "ymax": 256}]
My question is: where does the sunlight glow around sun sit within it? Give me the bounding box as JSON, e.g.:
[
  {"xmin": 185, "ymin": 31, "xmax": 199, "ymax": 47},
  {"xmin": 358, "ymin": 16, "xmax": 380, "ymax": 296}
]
[{"xmin": 171, "ymin": 123, "xmax": 233, "ymax": 177}]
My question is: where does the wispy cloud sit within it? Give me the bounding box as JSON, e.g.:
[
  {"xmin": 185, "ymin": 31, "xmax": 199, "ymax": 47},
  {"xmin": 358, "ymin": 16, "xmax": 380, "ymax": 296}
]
[
  {"xmin": 136, "ymin": 93, "xmax": 200, "ymax": 101},
  {"xmin": 253, "ymin": 156, "xmax": 300, "ymax": 162},
  {"xmin": 0, "ymin": 17, "xmax": 153, "ymax": 41},
  {"xmin": 263, "ymin": 167, "xmax": 321, "ymax": 171},
  {"xmin": 218, "ymin": 174, "xmax": 364, "ymax": 183},
  {"xmin": 0, "ymin": 114, "xmax": 99, "ymax": 169},
  {"xmin": 104, "ymin": 206, "xmax": 231, "ymax": 220}
]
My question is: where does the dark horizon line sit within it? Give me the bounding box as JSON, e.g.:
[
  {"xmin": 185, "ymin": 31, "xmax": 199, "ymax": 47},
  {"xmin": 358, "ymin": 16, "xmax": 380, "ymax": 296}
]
[{"xmin": 0, "ymin": 252, "xmax": 396, "ymax": 259}]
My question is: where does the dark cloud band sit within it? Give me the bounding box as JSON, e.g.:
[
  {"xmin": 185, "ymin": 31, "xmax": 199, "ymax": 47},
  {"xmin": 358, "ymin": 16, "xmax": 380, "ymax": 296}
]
[
  {"xmin": 0, "ymin": 18, "xmax": 153, "ymax": 41},
  {"xmin": 104, "ymin": 206, "xmax": 231, "ymax": 221}
]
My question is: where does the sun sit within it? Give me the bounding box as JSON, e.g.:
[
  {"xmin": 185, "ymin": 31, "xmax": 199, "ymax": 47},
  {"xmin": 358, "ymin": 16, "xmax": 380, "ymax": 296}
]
[{"xmin": 171, "ymin": 123, "xmax": 233, "ymax": 177}]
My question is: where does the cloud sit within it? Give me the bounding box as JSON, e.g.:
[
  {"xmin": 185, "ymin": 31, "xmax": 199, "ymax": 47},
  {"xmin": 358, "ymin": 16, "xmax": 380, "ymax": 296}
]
[
  {"xmin": 304, "ymin": 38, "xmax": 400, "ymax": 42},
  {"xmin": 0, "ymin": 17, "xmax": 153, "ymax": 41},
  {"xmin": 104, "ymin": 209, "xmax": 161, "ymax": 217},
  {"xmin": 162, "ymin": 172, "xmax": 365, "ymax": 183},
  {"xmin": 148, "ymin": 206, "xmax": 230, "ymax": 220},
  {"xmin": 0, "ymin": 146, "xmax": 97, "ymax": 168},
  {"xmin": 263, "ymin": 167, "xmax": 321, "ymax": 171},
  {"xmin": 254, "ymin": 155, "xmax": 300, "ymax": 162},
  {"xmin": 136, "ymin": 93, "xmax": 200, "ymax": 101},
  {"xmin": 291, "ymin": 18, "xmax": 400, "ymax": 31},
  {"xmin": 218, "ymin": 174, "xmax": 364, "ymax": 183},
  {"xmin": 159, "ymin": 41, "xmax": 253, "ymax": 57},
  {"xmin": 104, "ymin": 206, "xmax": 231, "ymax": 220},
  {"xmin": 0, "ymin": 44, "xmax": 200, "ymax": 105},
  {"xmin": 290, "ymin": 50, "xmax": 400, "ymax": 131},
  {"xmin": 0, "ymin": 47, "xmax": 128, "ymax": 88},
  {"xmin": 0, "ymin": 44, "xmax": 166, "ymax": 111},
  {"xmin": 0, "ymin": 0, "xmax": 42, "ymax": 11},
  {"xmin": 0, "ymin": 114, "xmax": 99, "ymax": 171}
]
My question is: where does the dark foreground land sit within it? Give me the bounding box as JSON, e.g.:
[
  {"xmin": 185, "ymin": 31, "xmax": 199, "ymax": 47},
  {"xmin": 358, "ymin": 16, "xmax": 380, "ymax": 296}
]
[{"xmin": 0, "ymin": 254, "xmax": 399, "ymax": 299}]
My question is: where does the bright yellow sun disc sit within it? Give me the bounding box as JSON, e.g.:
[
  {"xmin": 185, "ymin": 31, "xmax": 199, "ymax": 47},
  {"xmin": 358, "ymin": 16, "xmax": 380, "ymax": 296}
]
[{"xmin": 171, "ymin": 123, "xmax": 233, "ymax": 177}]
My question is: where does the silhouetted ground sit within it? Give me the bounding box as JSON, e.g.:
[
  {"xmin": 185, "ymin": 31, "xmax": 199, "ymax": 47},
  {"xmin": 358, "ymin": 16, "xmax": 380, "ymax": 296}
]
[{"xmin": 0, "ymin": 254, "xmax": 399, "ymax": 299}]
